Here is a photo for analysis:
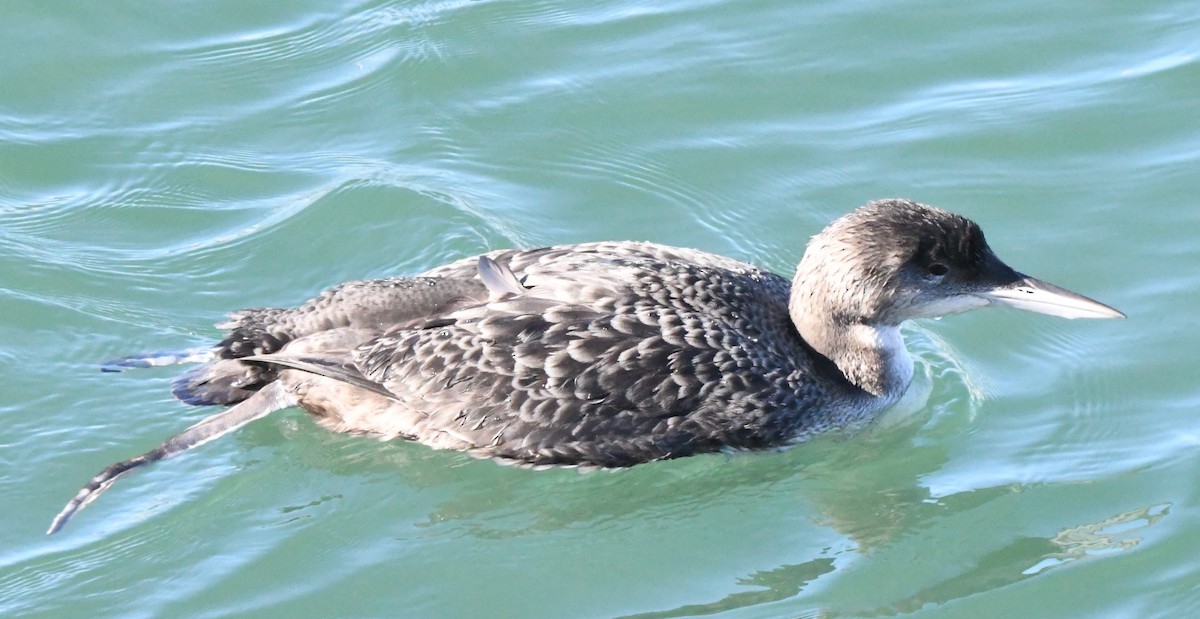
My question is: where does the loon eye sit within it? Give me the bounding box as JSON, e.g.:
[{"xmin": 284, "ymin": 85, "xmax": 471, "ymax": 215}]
[{"xmin": 928, "ymin": 263, "xmax": 949, "ymax": 277}]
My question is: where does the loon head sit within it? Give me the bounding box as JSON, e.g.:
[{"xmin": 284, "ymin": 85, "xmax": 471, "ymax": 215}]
[{"xmin": 791, "ymin": 199, "xmax": 1124, "ymax": 398}]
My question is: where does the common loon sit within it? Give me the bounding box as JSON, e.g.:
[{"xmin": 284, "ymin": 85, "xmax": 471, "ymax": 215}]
[{"xmin": 47, "ymin": 199, "xmax": 1124, "ymax": 534}]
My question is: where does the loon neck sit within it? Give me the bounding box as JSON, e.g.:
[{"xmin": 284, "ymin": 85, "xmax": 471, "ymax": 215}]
[
  {"xmin": 789, "ymin": 264, "xmax": 914, "ymax": 400},
  {"xmin": 800, "ymin": 316, "xmax": 914, "ymax": 399}
]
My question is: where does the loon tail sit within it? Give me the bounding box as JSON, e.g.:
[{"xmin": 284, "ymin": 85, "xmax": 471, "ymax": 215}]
[
  {"xmin": 102, "ymin": 345, "xmax": 269, "ymax": 408},
  {"xmin": 47, "ymin": 381, "xmax": 295, "ymax": 535}
]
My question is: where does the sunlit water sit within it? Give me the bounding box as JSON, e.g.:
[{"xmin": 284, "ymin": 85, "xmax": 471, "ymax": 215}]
[{"xmin": 3, "ymin": 1, "xmax": 1199, "ymax": 617}]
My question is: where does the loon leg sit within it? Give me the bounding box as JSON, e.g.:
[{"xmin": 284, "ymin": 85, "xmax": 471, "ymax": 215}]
[
  {"xmin": 47, "ymin": 381, "xmax": 295, "ymax": 535},
  {"xmin": 100, "ymin": 347, "xmax": 214, "ymax": 372}
]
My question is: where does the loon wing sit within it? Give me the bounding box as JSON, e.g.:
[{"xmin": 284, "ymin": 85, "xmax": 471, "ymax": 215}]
[
  {"xmin": 239, "ymin": 353, "xmax": 398, "ymax": 400},
  {"xmin": 477, "ymin": 255, "xmax": 528, "ymax": 297}
]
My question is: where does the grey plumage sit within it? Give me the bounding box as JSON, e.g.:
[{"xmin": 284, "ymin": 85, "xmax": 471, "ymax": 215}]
[
  {"xmin": 214, "ymin": 242, "xmax": 844, "ymax": 464},
  {"xmin": 49, "ymin": 199, "xmax": 1124, "ymax": 533}
]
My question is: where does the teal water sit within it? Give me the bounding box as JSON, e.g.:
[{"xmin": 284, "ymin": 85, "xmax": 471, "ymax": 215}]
[{"xmin": 3, "ymin": 1, "xmax": 1198, "ymax": 617}]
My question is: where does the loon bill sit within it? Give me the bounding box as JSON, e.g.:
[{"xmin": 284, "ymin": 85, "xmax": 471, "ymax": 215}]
[{"xmin": 47, "ymin": 199, "xmax": 1124, "ymax": 534}]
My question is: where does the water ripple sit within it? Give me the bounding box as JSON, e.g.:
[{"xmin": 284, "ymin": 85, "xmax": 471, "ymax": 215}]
[{"xmin": 4, "ymin": 0, "xmax": 1199, "ymax": 617}]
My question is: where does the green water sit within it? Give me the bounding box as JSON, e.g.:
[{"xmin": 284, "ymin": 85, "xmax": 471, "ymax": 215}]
[{"xmin": 3, "ymin": 1, "xmax": 1198, "ymax": 617}]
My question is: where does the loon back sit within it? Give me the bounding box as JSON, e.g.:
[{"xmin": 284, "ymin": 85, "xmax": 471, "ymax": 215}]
[{"xmin": 181, "ymin": 242, "xmax": 856, "ymax": 461}]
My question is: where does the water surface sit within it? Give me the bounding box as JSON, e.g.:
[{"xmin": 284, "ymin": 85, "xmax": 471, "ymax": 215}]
[{"xmin": 3, "ymin": 1, "xmax": 1199, "ymax": 617}]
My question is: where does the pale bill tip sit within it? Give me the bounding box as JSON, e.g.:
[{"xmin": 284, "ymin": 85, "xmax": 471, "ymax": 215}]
[{"xmin": 981, "ymin": 277, "xmax": 1125, "ymax": 320}]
